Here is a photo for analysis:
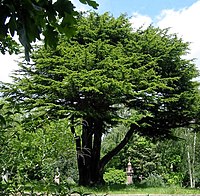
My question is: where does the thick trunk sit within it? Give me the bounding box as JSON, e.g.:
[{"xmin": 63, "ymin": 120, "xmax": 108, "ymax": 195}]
[
  {"xmin": 90, "ymin": 120, "xmax": 103, "ymax": 184},
  {"xmin": 77, "ymin": 118, "xmax": 93, "ymax": 185},
  {"xmin": 74, "ymin": 118, "xmax": 140, "ymax": 186},
  {"xmin": 77, "ymin": 118, "xmax": 104, "ymax": 186}
]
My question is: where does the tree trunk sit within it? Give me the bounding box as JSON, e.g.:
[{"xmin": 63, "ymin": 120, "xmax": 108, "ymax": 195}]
[
  {"xmin": 185, "ymin": 129, "xmax": 196, "ymax": 188},
  {"xmin": 75, "ymin": 121, "xmax": 140, "ymax": 186},
  {"xmin": 90, "ymin": 120, "xmax": 103, "ymax": 184},
  {"xmin": 192, "ymin": 131, "xmax": 196, "ymax": 188},
  {"xmin": 76, "ymin": 118, "xmax": 104, "ymax": 186},
  {"xmin": 187, "ymin": 149, "xmax": 193, "ymax": 188}
]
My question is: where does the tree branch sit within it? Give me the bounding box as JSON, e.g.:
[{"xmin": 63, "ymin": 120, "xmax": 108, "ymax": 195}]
[{"xmin": 99, "ymin": 122, "xmax": 139, "ymax": 169}]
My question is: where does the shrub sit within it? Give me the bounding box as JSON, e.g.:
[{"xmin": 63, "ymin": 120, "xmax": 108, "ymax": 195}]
[
  {"xmin": 103, "ymin": 168, "xmax": 126, "ymax": 185},
  {"xmin": 164, "ymin": 172, "xmax": 183, "ymax": 186},
  {"xmin": 141, "ymin": 173, "xmax": 165, "ymax": 187}
]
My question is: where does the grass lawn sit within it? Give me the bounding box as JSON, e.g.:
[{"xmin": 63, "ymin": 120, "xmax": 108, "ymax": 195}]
[
  {"xmin": 107, "ymin": 187, "xmax": 200, "ymax": 194},
  {"xmin": 77, "ymin": 184, "xmax": 200, "ymax": 195},
  {"xmin": 2, "ymin": 182, "xmax": 200, "ymax": 195}
]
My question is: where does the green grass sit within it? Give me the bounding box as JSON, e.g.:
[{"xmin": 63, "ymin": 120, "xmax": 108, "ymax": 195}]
[
  {"xmin": 3, "ymin": 182, "xmax": 200, "ymax": 195},
  {"xmin": 75, "ymin": 184, "xmax": 200, "ymax": 195},
  {"xmin": 110, "ymin": 186, "xmax": 200, "ymax": 194}
]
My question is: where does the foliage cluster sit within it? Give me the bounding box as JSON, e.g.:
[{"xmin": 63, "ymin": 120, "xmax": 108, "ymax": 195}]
[
  {"xmin": 0, "ymin": 0, "xmax": 98, "ymax": 60},
  {"xmin": 140, "ymin": 173, "xmax": 165, "ymax": 188},
  {"xmin": 103, "ymin": 168, "xmax": 126, "ymax": 185},
  {"xmin": 0, "ymin": 102, "xmax": 78, "ymax": 194}
]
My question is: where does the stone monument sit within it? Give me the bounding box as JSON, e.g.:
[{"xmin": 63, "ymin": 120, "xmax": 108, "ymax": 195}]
[{"xmin": 126, "ymin": 157, "xmax": 133, "ymax": 185}]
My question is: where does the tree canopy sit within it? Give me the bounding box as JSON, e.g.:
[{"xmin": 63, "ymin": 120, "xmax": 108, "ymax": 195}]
[
  {"xmin": 1, "ymin": 12, "xmax": 200, "ymax": 186},
  {"xmin": 0, "ymin": 0, "xmax": 98, "ymax": 60}
]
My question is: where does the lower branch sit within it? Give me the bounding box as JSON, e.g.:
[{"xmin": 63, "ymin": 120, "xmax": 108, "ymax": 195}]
[{"xmin": 99, "ymin": 122, "xmax": 139, "ymax": 169}]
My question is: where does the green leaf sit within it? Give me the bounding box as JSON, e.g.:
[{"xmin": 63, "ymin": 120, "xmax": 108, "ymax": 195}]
[
  {"xmin": 0, "ymin": 104, "xmax": 4, "ymax": 110},
  {"xmin": 87, "ymin": 0, "xmax": 99, "ymax": 9},
  {"xmin": 54, "ymin": 0, "xmax": 74, "ymax": 16},
  {"xmin": 43, "ymin": 24, "xmax": 59, "ymax": 48},
  {"xmin": 79, "ymin": 0, "xmax": 87, "ymax": 4},
  {"xmin": 79, "ymin": 0, "xmax": 99, "ymax": 8},
  {"xmin": 8, "ymin": 15, "xmax": 17, "ymax": 37},
  {"xmin": 0, "ymin": 114, "xmax": 6, "ymax": 127}
]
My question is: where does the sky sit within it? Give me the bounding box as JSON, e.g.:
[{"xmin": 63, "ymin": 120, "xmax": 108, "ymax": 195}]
[{"xmin": 1, "ymin": 0, "xmax": 200, "ymax": 82}]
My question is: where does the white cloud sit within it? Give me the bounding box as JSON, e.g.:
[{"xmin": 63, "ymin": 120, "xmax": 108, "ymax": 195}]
[
  {"xmin": 129, "ymin": 1, "xmax": 200, "ymax": 76},
  {"xmin": 156, "ymin": 1, "xmax": 200, "ymax": 70},
  {"xmin": 130, "ymin": 12, "xmax": 152, "ymax": 30}
]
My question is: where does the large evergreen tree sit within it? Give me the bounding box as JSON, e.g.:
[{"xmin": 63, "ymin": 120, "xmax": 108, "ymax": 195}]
[{"xmin": 1, "ymin": 12, "xmax": 199, "ymax": 186}]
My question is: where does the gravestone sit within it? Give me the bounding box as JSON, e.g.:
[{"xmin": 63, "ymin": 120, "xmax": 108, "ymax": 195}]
[
  {"xmin": 1, "ymin": 168, "xmax": 9, "ymax": 183},
  {"xmin": 54, "ymin": 167, "xmax": 60, "ymax": 184}
]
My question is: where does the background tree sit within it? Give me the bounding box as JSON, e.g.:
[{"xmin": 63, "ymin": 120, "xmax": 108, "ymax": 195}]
[
  {"xmin": 102, "ymin": 126, "xmax": 162, "ymax": 181},
  {"xmin": 156, "ymin": 127, "xmax": 200, "ymax": 187},
  {"xmin": 102, "ymin": 125, "xmax": 200, "ymax": 187},
  {"xmin": 101, "ymin": 124, "xmax": 129, "ymax": 171},
  {"xmin": 0, "ymin": 0, "xmax": 98, "ymax": 60},
  {"xmin": 155, "ymin": 131, "xmax": 186, "ymax": 186},
  {"xmin": 1, "ymin": 12, "xmax": 199, "ymax": 186},
  {"xmin": 184, "ymin": 128, "xmax": 197, "ymax": 188},
  {"xmin": 0, "ymin": 101, "xmax": 77, "ymax": 191}
]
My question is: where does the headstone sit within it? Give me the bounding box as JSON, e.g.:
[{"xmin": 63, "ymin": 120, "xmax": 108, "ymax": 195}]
[
  {"xmin": 54, "ymin": 167, "xmax": 60, "ymax": 184},
  {"xmin": 1, "ymin": 168, "xmax": 9, "ymax": 183},
  {"xmin": 139, "ymin": 174, "xmax": 143, "ymax": 182},
  {"xmin": 126, "ymin": 157, "xmax": 133, "ymax": 184}
]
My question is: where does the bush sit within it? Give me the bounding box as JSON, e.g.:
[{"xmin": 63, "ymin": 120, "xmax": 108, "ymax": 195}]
[
  {"xmin": 164, "ymin": 172, "xmax": 183, "ymax": 186},
  {"xmin": 103, "ymin": 168, "xmax": 126, "ymax": 185},
  {"xmin": 141, "ymin": 173, "xmax": 165, "ymax": 187}
]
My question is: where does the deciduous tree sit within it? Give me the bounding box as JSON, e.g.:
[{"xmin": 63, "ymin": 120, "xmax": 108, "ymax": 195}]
[{"xmin": 0, "ymin": 0, "xmax": 98, "ymax": 60}]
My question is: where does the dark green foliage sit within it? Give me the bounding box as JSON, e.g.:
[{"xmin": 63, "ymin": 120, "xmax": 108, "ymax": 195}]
[
  {"xmin": 128, "ymin": 135, "xmax": 161, "ymax": 178},
  {"xmin": 155, "ymin": 133, "xmax": 186, "ymax": 185},
  {"xmin": 0, "ymin": 0, "xmax": 98, "ymax": 60}
]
